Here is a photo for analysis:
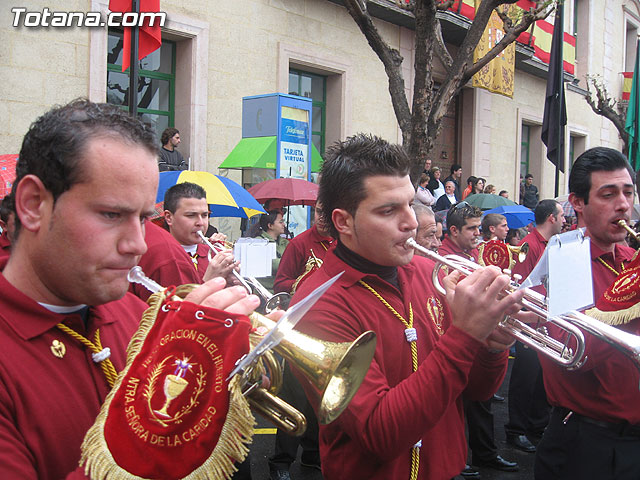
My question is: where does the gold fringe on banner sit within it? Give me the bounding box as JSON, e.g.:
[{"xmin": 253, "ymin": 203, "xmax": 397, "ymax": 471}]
[{"xmin": 585, "ymin": 302, "xmax": 640, "ymax": 327}]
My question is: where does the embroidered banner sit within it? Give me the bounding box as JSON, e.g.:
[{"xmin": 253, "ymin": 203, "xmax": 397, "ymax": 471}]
[
  {"xmin": 81, "ymin": 288, "xmax": 254, "ymax": 480},
  {"xmin": 472, "ymin": 1, "xmax": 515, "ymax": 98}
]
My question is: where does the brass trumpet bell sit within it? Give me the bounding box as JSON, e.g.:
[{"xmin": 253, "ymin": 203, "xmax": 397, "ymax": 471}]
[
  {"xmin": 250, "ymin": 314, "xmax": 377, "ymax": 426},
  {"xmin": 509, "ymin": 242, "xmax": 529, "ymax": 264},
  {"xmin": 128, "ymin": 266, "xmax": 377, "ymax": 437}
]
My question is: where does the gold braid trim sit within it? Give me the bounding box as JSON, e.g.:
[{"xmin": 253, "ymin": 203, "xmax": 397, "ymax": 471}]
[
  {"xmin": 80, "ymin": 286, "xmax": 255, "ymax": 480},
  {"xmin": 585, "ymin": 302, "xmax": 640, "ymax": 326},
  {"xmin": 55, "ymin": 323, "xmax": 119, "ymax": 388}
]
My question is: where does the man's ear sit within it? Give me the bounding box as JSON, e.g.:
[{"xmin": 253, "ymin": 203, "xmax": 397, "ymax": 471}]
[
  {"xmin": 568, "ymin": 192, "xmax": 584, "ymax": 216},
  {"xmin": 332, "ymin": 208, "xmax": 353, "ymax": 237},
  {"xmin": 163, "ymin": 210, "xmax": 174, "ymax": 228},
  {"xmin": 449, "ymin": 225, "xmax": 458, "ymax": 237},
  {"xmin": 14, "ymin": 175, "xmax": 52, "ymax": 233}
]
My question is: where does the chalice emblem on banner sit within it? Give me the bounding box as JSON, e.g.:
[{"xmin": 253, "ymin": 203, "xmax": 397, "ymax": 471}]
[{"xmin": 152, "ymin": 356, "xmax": 195, "ymax": 419}]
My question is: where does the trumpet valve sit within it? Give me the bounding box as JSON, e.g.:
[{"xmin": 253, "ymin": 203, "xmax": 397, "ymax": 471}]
[{"xmin": 513, "ymin": 273, "xmax": 522, "ymax": 283}]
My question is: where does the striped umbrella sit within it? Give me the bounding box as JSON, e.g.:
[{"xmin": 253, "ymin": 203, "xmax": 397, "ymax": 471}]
[{"xmin": 156, "ymin": 171, "xmax": 265, "ymax": 218}]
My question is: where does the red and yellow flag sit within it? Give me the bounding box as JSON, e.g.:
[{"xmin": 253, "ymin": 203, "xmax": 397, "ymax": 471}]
[
  {"xmin": 529, "ymin": 17, "xmax": 576, "ymax": 76},
  {"xmin": 623, "ymin": 72, "xmax": 634, "ymax": 101}
]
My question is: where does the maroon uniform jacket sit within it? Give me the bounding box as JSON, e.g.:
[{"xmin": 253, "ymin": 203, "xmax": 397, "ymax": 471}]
[
  {"xmin": 540, "ymin": 241, "xmax": 640, "ymax": 424},
  {"xmin": 512, "ymin": 228, "xmax": 547, "ymax": 280},
  {"xmin": 190, "ymin": 242, "xmax": 211, "ymax": 283},
  {"xmin": 293, "ymin": 248, "xmax": 508, "ymax": 480},
  {"xmin": 273, "ymin": 224, "xmax": 332, "ymax": 294},
  {"xmin": 0, "ymin": 258, "xmax": 147, "ymax": 479}
]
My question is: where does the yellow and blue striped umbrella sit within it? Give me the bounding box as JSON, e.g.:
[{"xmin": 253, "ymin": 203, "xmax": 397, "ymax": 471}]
[{"xmin": 157, "ymin": 171, "xmax": 265, "ymax": 218}]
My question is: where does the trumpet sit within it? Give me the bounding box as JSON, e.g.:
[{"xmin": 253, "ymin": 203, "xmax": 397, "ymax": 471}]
[
  {"xmin": 197, "ymin": 231, "xmax": 290, "ymax": 313},
  {"xmin": 510, "ymin": 242, "xmax": 529, "ymax": 264},
  {"xmin": 618, "ymin": 219, "xmax": 640, "ymax": 242},
  {"xmin": 127, "ymin": 266, "xmax": 377, "ymax": 436},
  {"xmin": 406, "ymin": 238, "xmax": 640, "ymax": 372}
]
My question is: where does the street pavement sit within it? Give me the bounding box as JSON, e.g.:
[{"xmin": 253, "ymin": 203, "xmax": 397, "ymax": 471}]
[{"xmin": 246, "ymin": 358, "xmax": 537, "ymax": 480}]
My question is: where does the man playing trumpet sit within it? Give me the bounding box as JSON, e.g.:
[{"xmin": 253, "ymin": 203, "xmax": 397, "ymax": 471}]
[
  {"xmin": 0, "ymin": 99, "xmax": 271, "ymax": 479},
  {"xmin": 293, "ymin": 134, "xmax": 524, "ymax": 479},
  {"xmin": 162, "ymin": 182, "xmax": 239, "ymax": 284},
  {"xmin": 534, "ymin": 148, "xmax": 640, "ymax": 480}
]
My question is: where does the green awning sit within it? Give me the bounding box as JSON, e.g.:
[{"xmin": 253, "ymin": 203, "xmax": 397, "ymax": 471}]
[
  {"xmin": 220, "ymin": 136, "xmax": 277, "ymax": 169},
  {"xmin": 220, "ymin": 136, "xmax": 324, "ymax": 173},
  {"xmin": 311, "ymin": 142, "xmax": 323, "ymax": 173}
]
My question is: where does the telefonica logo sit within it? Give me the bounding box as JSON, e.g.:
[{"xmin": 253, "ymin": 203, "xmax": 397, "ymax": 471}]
[{"xmin": 285, "ymin": 126, "xmax": 304, "ymax": 136}]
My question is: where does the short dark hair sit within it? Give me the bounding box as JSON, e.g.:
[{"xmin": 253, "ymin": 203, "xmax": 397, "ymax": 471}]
[
  {"xmin": 569, "ymin": 147, "xmax": 634, "ymax": 205},
  {"xmin": 446, "ymin": 201, "xmax": 482, "ymax": 233},
  {"xmin": 481, "ymin": 213, "xmax": 506, "ymax": 240},
  {"xmin": 259, "ymin": 210, "xmax": 282, "ymax": 232},
  {"xmin": 534, "ymin": 199, "xmax": 560, "ymax": 224},
  {"xmin": 525, "ymin": 173, "xmax": 533, "ymax": 179},
  {"xmin": 0, "ymin": 194, "xmax": 14, "ymax": 224},
  {"xmin": 498, "ymin": 190, "xmax": 508, "ymax": 196},
  {"xmin": 319, "ymin": 133, "xmax": 411, "ymax": 238},
  {"xmin": 13, "ymin": 98, "xmax": 157, "ymax": 236},
  {"xmin": 466, "ymin": 175, "xmax": 477, "ymax": 186},
  {"xmin": 450, "ymin": 164, "xmax": 462, "ymax": 175},
  {"xmin": 161, "ymin": 127, "xmax": 180, "ymax": 146},
  {"xmin": 163, "ymin": 182, "xmax": 207, "ymax": 213}
]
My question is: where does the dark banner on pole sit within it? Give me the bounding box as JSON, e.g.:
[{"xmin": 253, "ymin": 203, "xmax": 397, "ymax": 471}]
[{"xmin": 541, "ymin": 4, "xmax": 567, "ymax": 174}]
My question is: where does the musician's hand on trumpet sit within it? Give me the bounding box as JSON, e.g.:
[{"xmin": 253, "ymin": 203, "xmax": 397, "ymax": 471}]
[
  {"xmin": 209, "ymin": 232, "xmax": 229, "ymax": 245},
  {"xmin": 441, "ymin": 266, "xmax": 525, "ymax": 349},
  {"xmin": 202, "ymin": 249, "xmax": 240, "ymax": 283}
]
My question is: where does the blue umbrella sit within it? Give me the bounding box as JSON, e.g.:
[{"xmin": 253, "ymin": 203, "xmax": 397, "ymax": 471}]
[
  {"xmin": 157, "ymin": 171, "xmax": 266, "ymax": 218},
  {"xmin": 484, "ymin": 205, "xmax": 535, "ymax": 229}
]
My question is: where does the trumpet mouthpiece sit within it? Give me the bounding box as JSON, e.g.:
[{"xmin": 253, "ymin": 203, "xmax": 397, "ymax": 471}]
[{"xmin": 127, "ymin": 266, "xmax": 163, "ymax": 294}]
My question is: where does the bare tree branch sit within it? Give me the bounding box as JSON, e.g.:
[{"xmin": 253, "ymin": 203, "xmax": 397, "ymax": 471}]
[
  {"xmin": 433, "ymin": 17, "xmax": 453, "ymax": 69},
  {"xmin": 344, "ymin": 0, "xmax": 412, "ymax": 140},
  {"xmin": 342, "ymin": 0, "xmax": 560, "ymax": 183},
  {"xmin": 585, "ymin": 74, "xmax": 629, "ymax": 152},
  {"xmin": 435, "ymin": 0, "xmax": 455, "ymax": 11},
  {"xmin": 395, "ymin": 0, "xmax": 414, "ymax": 11}
]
